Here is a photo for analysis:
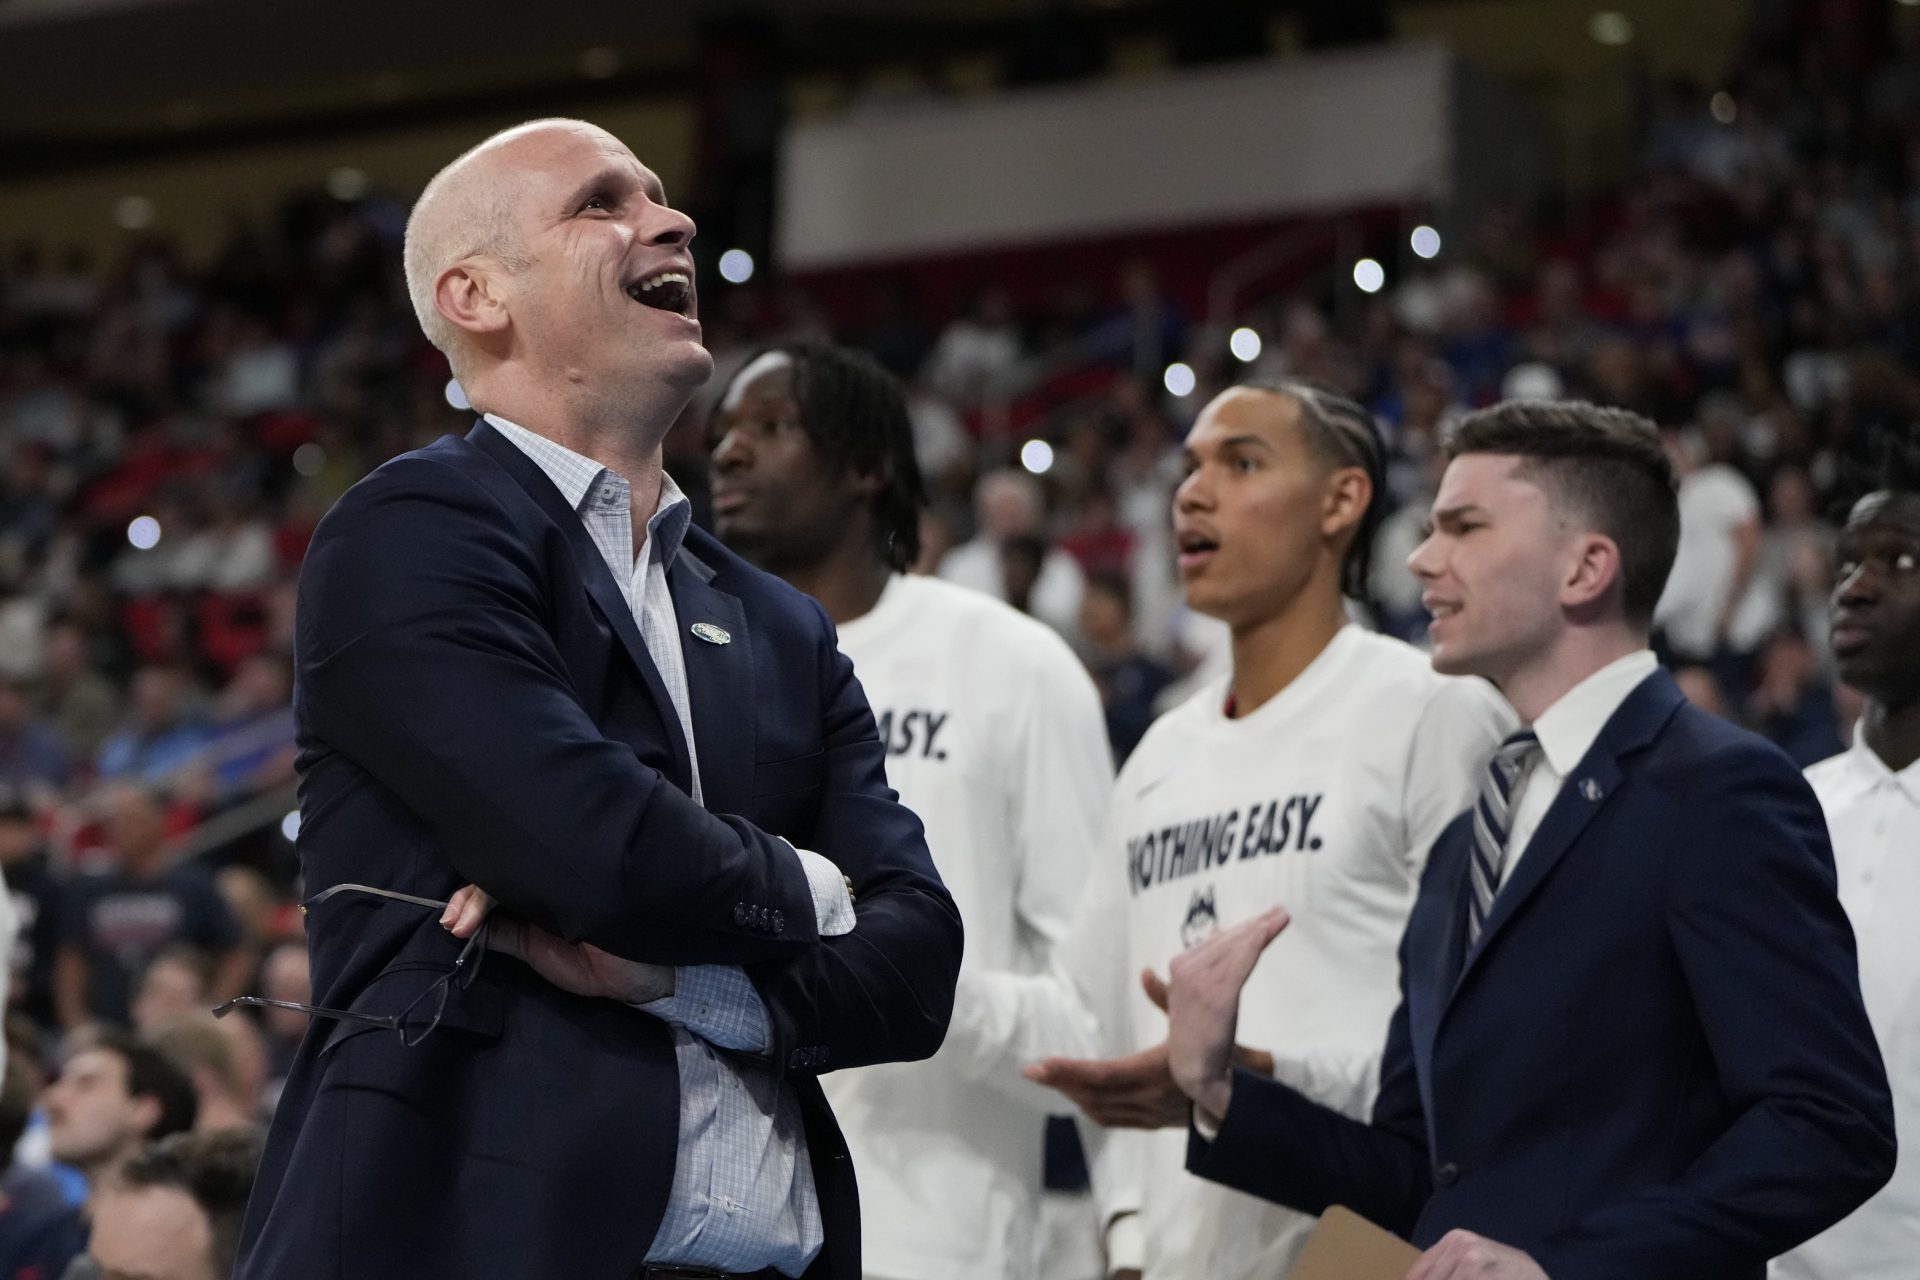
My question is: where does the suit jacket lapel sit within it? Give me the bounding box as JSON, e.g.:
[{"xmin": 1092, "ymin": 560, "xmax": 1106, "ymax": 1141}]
[
  {"xmin": 465, "ymin": 421, "xmax": 694, "ymax": 790},
  {"xmin": 1448, "ymin": 669, "xmax": 1686, "ymax": 1001},
  {"xmin": 668, "ymin": 549, "xmax": 754, "ymax": 812}
]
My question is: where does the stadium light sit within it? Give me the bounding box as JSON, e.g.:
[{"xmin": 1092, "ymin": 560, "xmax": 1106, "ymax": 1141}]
[
  {"xmin": 1410, "ymin": 226, "xmax": 1442, "ymax": 259},
  {"xmin": 115, "ymin": 197, "xmax": 154, "ymax": 231},
  {"xmin": 1020, "ymin": 439, "xmax": 1055, "ymax": 475},
  {"xmin": 327, "ymin": 168, "xmax": 370, "ymax": 201},
  {"xmin": 293, "ymin": 444, "xmax": 326, "ymax": 477},
  {"xmin": 1710, "ymin": 92, "xmax": 1737, "ymax": 125},
  {"xmin": 127, "ymin": 516, "xmax": 161, "ymax": 550},
  {"xmin": 1589, "ymin": 11, "xmax": 1633, "ymax": 45},
  {"xmin": 1353, "ymin": 259, "xmax": 1386, "ymax": 294},
  {"xmin": 1163, "ymin": 362, "xmax": 1197, "ymax": 397},
  {"xmin": 1229, "ymin": 327, "xmax": 1262, "ymax": 362},
  {"xmin": 281, "ymin": 810, "xmax": 301, "ymax": 842},
  {"xmin": 445, "ymin": 379, "xmax": 471, "ymax": 411},
  {"xmin": 718, "ymin": 249, "xmax": 756, "ymax": 284}
]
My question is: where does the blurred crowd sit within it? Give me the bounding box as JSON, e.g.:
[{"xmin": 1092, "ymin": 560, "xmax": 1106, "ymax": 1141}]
[{"xmin": 0, "ymin": 0, "xmax": 1914, "ymax": 1272}]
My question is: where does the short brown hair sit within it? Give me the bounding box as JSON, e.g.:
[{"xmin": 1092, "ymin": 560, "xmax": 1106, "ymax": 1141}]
[
  {"xmin": 1445, "ymin": 401, "xmax": 1678, "ymax": 627},
  {"xmin": 122, "ymin": 1127, "xmax": 263, "ymax": 1277}
]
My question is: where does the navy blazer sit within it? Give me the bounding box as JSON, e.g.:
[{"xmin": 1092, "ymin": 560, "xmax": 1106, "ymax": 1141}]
[
  {"xmin": 1189, "ymin": 671, "xmax": 1894, "ymax": 1280},
  {"xmin": 237, "ymin": 421, "xmax": 963, "ymax": 1280}
]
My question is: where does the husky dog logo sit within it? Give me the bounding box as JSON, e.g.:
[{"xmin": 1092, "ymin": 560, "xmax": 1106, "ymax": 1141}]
[{"xmin": 1181, "ymin": 886, "xmax": 1219, "ymax": 949}]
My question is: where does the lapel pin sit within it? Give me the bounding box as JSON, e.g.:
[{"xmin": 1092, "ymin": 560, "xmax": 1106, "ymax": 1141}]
[
  {"xmin": 691, "ymin": 622, "xmax": 731, "ymax": 646},
  {"xmin": 1580, "ymin": 778, "xmax": 1603, "ymax": 802}
]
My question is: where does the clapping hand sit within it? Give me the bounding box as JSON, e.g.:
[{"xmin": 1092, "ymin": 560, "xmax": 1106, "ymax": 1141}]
[
  {"xmin": 1165, "ymin": 906, "xmax": 1290, "ymax": 1125},
  {"xmin": 1025, "ymin": 937, "xmax": 1278, "ymax": 1129},
  {"xmin": 442, "ymin": 885, "xmax": 675, "ymax": 1005}
]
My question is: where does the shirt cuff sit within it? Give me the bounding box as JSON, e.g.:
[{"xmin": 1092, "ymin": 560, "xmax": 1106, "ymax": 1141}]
[
  {"xmin": 1104, "ymin": 1212, "xmax": 1143, "ymax": 1272},
  {"xmin": 1192, "ymin": 1103, "xmax": 1222, "ymax": 1141},
  {"xmin": 789, "ymin": 843, "xmax": 855, "ymax": 936},
  {"xmin": 639, "ymin": 964, "xmax": 769, "ymax": 1053}
]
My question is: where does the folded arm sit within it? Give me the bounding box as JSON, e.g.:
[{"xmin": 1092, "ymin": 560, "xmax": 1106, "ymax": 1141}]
[{"xmin": 298, "ymin": 458, "xmax": 822, "ymax": 967}]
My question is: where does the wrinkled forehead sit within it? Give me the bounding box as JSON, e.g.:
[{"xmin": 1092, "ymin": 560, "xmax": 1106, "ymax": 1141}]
[
  {"xmin": 480, "ymin": 121, "xmax": 659, "ymax": 199},
  {"xmin": 1844, "ymin": 490, "xmax": 1920, "ymax": 540}
]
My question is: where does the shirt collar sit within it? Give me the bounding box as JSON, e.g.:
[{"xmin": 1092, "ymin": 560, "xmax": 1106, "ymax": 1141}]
[
  {"xmin": 1528, "ymin": 649, "xmax": 1661, "ymax": 775},
  {"xmin": 1840, "ymin": 722, "xmax": 1920, "ymax": 805},
  {"xmin": 485, "ymin": 413, "xmax": 692, "ymax": 567}
]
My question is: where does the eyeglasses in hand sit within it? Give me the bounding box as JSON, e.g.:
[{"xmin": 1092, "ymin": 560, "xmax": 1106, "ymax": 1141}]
[{"xmin": 212, "ymin": 882, "xmax": 488, "ymax": 1048}]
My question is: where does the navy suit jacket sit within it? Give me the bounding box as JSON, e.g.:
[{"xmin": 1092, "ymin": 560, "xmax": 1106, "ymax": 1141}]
[
  {"xmin": 236, "ymin": 421, "xmax": 963, "ymax": 1280},
  {"xmin": 1190, "ymin": 671, "xmax": 1894, "ymax": 1280}
]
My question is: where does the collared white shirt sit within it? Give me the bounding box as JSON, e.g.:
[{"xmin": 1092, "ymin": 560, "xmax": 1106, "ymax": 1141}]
[
  {"xmin": 1774, "ymin": 729, "xmax": 1920, "ymax": 1280},
  {"xmin": 1504, "ymin": 650, "xmax": 1660, "ymax": 873},
  {"xmin": 489, "ymin": 414, "xmax": 828, "ymax": 1276}
]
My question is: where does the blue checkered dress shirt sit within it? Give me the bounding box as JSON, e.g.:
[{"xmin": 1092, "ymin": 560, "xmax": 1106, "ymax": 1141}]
[{"xmin": 489, "ymin": 415, "xmax": 826, "ymax": 1276}]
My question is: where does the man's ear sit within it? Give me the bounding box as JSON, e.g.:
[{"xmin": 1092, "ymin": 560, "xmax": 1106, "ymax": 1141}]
[
  {"xmin": 434, "ymin": 260, "xmax": 511, "ymax": 339},
  {"xmin": 1562, "ymin": 532, "xmax": 1623, "ymax": 612},
  {"xmin": 1320, "ymin": 466, "xmax": 1373, "ymax": 542},
  {"xmin": 128, "ymin": 1092, "xmax": 163, "ymax": 1140}
]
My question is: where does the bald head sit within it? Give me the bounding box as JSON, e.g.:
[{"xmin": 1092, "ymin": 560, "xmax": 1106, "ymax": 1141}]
[{"xmin": 402, "ymin": 118, "xmax": 597, "ymax": 373}]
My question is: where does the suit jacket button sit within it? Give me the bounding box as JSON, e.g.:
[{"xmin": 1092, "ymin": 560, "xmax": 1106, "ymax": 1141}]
[
  {"xmin": 816, "ymin": 1046, "xmax": 828, "ymax": 1066},
  {"xmin": 772, "ymin": 910, "xmax": 786, "ymax": 933},
  {"xmin": 788, "ymin": 1049, "xmax": 803, "ymax": 1069},
  {"xmin": 734, "ymin": 903, "xmax": 750, "ymax": 927},
  {"xmin": 1435, "ymin": 1162, "xmax": 1460, "ymax": 1187}
]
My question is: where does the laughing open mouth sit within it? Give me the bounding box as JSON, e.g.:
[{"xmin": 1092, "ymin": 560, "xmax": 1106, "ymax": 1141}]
[{"xmin": 627, "ymin": 270, "xmax": 692, "ymax": 316}]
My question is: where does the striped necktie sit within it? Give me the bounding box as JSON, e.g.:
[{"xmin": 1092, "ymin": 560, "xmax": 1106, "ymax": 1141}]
[{"xmin": 1467, "ymin": 729, "xmax": 1541, "ymax": 947}]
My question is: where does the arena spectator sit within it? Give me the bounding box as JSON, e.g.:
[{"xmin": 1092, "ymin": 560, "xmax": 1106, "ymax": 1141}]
[
  {"xmin": 0, "ymin": 1054, "xmax": 85, "ymax": 1280},
  {"xmin": 52, "ymin": 784, "xmax": 244, "ymax": 1031},
  {"xmin": 939, "ymin": 469, "xmax": 1087, "ymax": 637},
  {"xmin": 92, "ymin": 668, "xmax": 207, "ymax": 787},
  {"xmin": 0, "ymin": 786, "xmax": 63, "ymax": 1030},
  {"xmin": 35, "ymin": 622, "xmax": 120, "ymax": 766},
  {"xmin": 0, "ymin": 678, "xmax": 70, "ymax": 797},
  {"xmin": 1077, "ymin": 574, "xmax": 1174, "ymax": 762},
  {"xmin": 146, "ymin": 1016, "xmax": 260, "ymax": 1135},
  {"xmin": 128, "ymin": 947, "xmax": 210, "ymax": 1035},
  {"xmin": 42, "ymin": 1031, "xmax": 196, "ymax": 1217},
  {"xmin": 75, "ymin": 1127, "xmax": 260, "ymax": 1280}
]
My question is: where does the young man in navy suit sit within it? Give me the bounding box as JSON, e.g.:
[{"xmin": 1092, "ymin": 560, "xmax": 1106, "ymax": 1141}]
[
  {"xmin": 235, "ymin": 119, "xmax": 962, "ymax": 1280},
  {"xmin": 1163, "ymin": 401, "xmax": 1893, "ymax": 1280}
]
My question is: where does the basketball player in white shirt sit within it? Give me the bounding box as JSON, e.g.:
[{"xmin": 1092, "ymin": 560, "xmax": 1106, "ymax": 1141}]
[
  {"xmin": 1029, "ymin": 381, "xmax": 1513, "ymax": 1280},
  {"xmin": 709, "ymin": 341, "xmax": 1114, "ymax": 1280},
  {"xmin": 1775, "ymin": 478, "xmax": 1920, "ymax": 1280}
]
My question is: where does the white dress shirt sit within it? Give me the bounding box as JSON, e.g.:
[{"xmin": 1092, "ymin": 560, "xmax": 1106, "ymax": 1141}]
[
  {"xmin": 489, "ymin": 415, "xmax": 848, "ymax": 1276},
  {"xmin": 1773, "ymin": 729, "xmax": 1920, "ymax": 1280},
  {"xmin": 1503, "ymin": 650, "xmax": 1660, "ymax": 875}
]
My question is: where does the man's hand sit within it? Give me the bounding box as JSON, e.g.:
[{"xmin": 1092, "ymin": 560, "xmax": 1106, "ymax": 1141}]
[
  {"xmin": 1025, "ymin": 1039, "xmax": 1191, "ymax": 1128},
  {"xmin": 1165, "ymin": 907, "xmax": 1289, "ymax": 1125},
  {"xmin": 1025, "ymin": 964, "xmax": 1278, "ymax": 1129},
  {"xmin": 1405, "ymin": 1230, "xmax": 1548, "ymax": 1280},
  {"xmin": 443, "ymin": 885, "xmax": 674, "ymax": 1005}
]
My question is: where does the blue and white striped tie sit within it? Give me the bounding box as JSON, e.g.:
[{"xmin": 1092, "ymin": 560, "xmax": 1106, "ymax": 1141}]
[{"xmin": 1467, "ymin": 729, "xmax": 1541, "ymax": 947}]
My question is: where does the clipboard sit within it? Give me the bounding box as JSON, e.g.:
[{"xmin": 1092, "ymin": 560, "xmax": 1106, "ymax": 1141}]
[{"xmin": 1284, "ymin": 1205, "xmax": 1421, "ymax": 1280}]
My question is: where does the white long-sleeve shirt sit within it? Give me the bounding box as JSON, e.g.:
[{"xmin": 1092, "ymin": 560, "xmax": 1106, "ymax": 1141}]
[
  {"xmin": 1071, "ymin": 626, "xmax": 1513, "ymax": 1280},
  {"xmin": 1773, "ymin": 729, "xmax": 1920, "ymax": 1280},
  {"xmin": 821, "ymin": 573, "xmax": 1112, "ymax": 1280}
]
